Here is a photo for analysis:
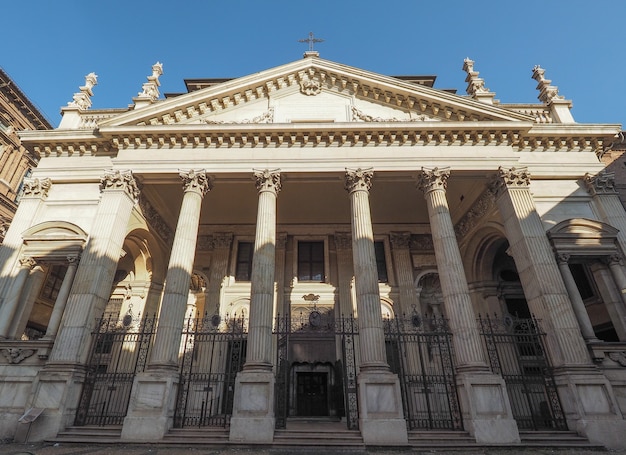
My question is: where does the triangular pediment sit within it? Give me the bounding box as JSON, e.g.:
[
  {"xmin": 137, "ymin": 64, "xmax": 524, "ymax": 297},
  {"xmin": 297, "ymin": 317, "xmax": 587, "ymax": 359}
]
[{"xmin": 99, "ymin": 57, "xmax": 534, "ymax": 128}]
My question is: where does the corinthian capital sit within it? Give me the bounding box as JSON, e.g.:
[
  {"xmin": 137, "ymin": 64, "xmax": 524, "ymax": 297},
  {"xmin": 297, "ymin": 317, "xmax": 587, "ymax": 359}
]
[
  {"xmin": 584, "ymin": 171, "xmax": 617, "ymax": 196},
  {"xmin": 344, "ymin": 168, "xmax": 373, "ymax": 193},
  {"xmin": 179, "ymin": 169, "xmax": 212, "ymax": 196},
  {"xmin": 22, "ymin": 177, "xmax": 52, "ymax": 198},
  {"xmin": 489, "ymin": 166, "xmax": 530, "ymax": 198},
  {"xmin": 100, "ymin": 170, "xmax": 140, "ymax": 201},
  {"xmin": 416, "ymin": 167, "xmax": 449, "ymax": 194},
  {"xmin": 253, "ymin": 169, "xmax": 281, "ymax": 194},
  {"xmin": 18, "ymin": 256, "xmax": 37, "ymax": 269}
]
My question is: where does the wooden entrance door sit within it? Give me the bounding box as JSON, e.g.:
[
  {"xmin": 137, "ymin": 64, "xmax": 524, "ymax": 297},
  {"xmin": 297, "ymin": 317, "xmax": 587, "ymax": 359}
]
[{"xmin": 296, "ymin": 372, "xmax": 328, "ymax": 416}]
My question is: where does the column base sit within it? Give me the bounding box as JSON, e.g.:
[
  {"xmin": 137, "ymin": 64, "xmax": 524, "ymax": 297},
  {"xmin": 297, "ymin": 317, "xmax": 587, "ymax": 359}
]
[
  {"xmin": 554, "ymin": 369, "xmax": 626, "ymax": 449},
  {"xmin": 121, "ymin": 370, "xmax": 179, "ymax": 441},
  {"xmin": 456, "ymin": 371, "xmax": 520, "ymax": 444},
  {"xmin": 357, "ymin": 370, "xmax": 408, "ymax": 446},
  {"xmin": 15, "ymin": 366, "xmax": 86, "ymax": 443},
  {"xmin": 229, "ymin": 369, "xmax": 275, "ymax": 443}
]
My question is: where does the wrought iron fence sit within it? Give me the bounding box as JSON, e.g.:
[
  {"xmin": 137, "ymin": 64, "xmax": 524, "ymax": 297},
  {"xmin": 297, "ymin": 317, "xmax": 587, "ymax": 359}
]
[
  {"xmin": 478, "ymin": 314, "xmax": 567, "ymax": 430},
  {"xmin": 75, "ymin": 314, "xmax": 157, "ymax": 426},
  {"xmin": 384, "ymin": 314, "xmax": 462, "ymax": 430},
  {"xmin": 173, "ymin": 314, "xmax": 247, "ymax": 428}
]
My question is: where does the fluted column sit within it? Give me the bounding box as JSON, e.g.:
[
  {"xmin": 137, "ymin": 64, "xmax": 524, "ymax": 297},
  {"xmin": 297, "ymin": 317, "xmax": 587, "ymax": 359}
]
[
  {"xmin": 149, "ymin": 170, "xmax": 212, "ymax": 370},
  {"xmin": 334, "ymin": 232, "xmax": 355, "ymax": 317},
  {"xmin": 491, "ymin": 167, "xmax": 589, "ymax": 367},
  {"xmin": 0, "ymin": 256, "xmax": 37, "ymax": 338},
  {"xmin": 43, "ymin": 256, "xmax": 80, "ymax": 340},
  {"xmin": 275, "ymin": 233, "xmax": 288, "ymax": 316},
  {"xmin": 555, "ymin": 253, "xmax": 598, "ymax": 342},
  {"xmin": 345, "ymin": 168, "xmax": 388, "ymax": 371},
  {"xmin": 390, "ymin": 232, "xmax": 418, "ymax": 316},
  {"xmin": 244, "ymin": 169, "xmax": 281, "ymax": 371},
  {"xmin": 416, "ymin": 168, "xmax": 487, "ymax": 371},
  {"xmin": 606, "ymin": 254, "xmax": 626, "ymax": 307}
]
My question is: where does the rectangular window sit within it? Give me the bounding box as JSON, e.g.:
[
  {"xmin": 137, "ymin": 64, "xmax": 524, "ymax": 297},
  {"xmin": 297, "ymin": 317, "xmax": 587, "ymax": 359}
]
[
  {"xmin": 298, "ymin": 241, "xmax": 325, "ymax": 281},
  {"xmin": 235, "ymin": 242, "xmax": 254, "ymax": 281},
  {"xmin": 39, "ymin": 264, "xmax": 67, "ymax": 303},
  {"xmin": 375, "ymin": 241, "xmax": 388, "ymax": 283}
]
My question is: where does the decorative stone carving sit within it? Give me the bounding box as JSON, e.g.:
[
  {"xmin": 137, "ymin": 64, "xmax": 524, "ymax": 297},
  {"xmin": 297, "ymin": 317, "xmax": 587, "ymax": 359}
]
[
  {"xmin": 334, "ymin": 232, "xmax": 352, "ymax": 250},
  {"xmin": 136, "ymin": 62, "xmax": 163, "ymax": 102},
  {"xmin": 19, "ymin": 256, "xmax": 37, "ymax": 269},
  {"xmin": 608, "ymin": 352, "xmax": 626, "ymax": 367},
  {"xmin": 351, "ymin": 106, "xmax": 439, "ymax": 123},
  {"xmin": 1, "ymin": 348, "xmax": 35, "ymax": 364},
  {"xmin": 411, "ymin": 234, "xmax": 434, "ymax": 251},
  {"xmin": 138, "ymin": 196, "xmax": 173, "ymax": 245},
  {"xmin": 67, "ymin": 72, "xmax": 98, "ymax": 110},
  {"xmin": 205, "ymin": 108, "xmax": 274, "ymax": 125},
  {"xmin": 212, "ymin": 233, "xmax": 233, "ymax": 249},
  {"xmin": 584, "ymin": 171, "xmax": 617, "ymax": 196},
  {"xmin": 100, "ymin": 170, "xmax": 140, "ymax": 201},
  {"xmin": 416, "ymin": 167, "xmax": 449, "ymax": 193},
  {"xmin": 556, "ymin": 252, "xmax": 571, "ymax": 264},
  {"xmin": 277, "ymin": 232, "xmax": 288, "ymax": 249},
  {"xmin": 22, "ymin": 177, "xmax": 51, "ymax": 198},
  {"xmin": 299, "ymin": 73, "xmax": 322, "ymax": 96},
  {"xmin": 344, "ymin": 168, "xmax": 373, "ymax": 193},
  {"xmin": 462, "ymin": 58, "xmax": 492, "ymax": 96},
  {"xmin": 454, "ymin": 189, "xmax": 496, "ymax": 238},
  {"xmin": 253, "ymin": 169, "xmax": 282, "ymax": 194},
  {"xmin": 489, "ymin": 166, "xmax": 530, "ymax": 198},
  {"xmin": 179, "ymin": 169, "xmax": 212, "ymax": 196},
  {"xmin": 190, "ymin": 272, "xmax": 207, "ymax": 292},
  {"xmin": 390, "ymin": 232, "xmax": 411, "ymax": 250},
  {"xmin": 532, "ymin": 65, "xmax": 564, "ymax": 103}
]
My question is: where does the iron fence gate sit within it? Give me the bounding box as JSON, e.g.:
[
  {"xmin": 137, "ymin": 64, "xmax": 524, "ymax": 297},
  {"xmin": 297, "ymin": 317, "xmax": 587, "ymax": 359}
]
[
  {"xmin": 173, "ymin": 314, "xmax": 247, "ymax": 428},
  {"xmin": 274, "ymin": 312, "xmax": 359, "ymax": 430},
  {"xmin": 384, "ymin": 315, "xmax": 462, "ymax": 430},
  {"xmin": 479, "ymin": 314, "xmax": 567, "ymax": 430},
  {"xmin": 75, "ymin": 314, "xmax": 157, "ymax": 426}
]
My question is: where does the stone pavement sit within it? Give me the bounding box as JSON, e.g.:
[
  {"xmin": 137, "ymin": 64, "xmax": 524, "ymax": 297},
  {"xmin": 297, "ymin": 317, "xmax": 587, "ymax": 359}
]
[{"xmin": 0, "ymin": 443, "xmax": 625, "ymax": 455}]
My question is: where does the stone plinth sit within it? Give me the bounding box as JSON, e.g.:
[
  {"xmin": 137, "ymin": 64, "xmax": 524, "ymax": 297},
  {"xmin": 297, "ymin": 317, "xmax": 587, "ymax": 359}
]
[
  {"xmin": 357, "ymin": 371, "xmax": 408, "ymax": 445},
  {"xmin": 121, "ymin": 371, "xmax": 179, "ymax": 441},
  {"xmin": 229, "ymin": 370, "xmax": 275, "ymax": 443},
  {"xmin": 456, "ymin": 372, "xmax": 520, "ymax": 444},
  {"xmin": 554, "ymin": 370, "xmax": 626, "ymax": 449}
]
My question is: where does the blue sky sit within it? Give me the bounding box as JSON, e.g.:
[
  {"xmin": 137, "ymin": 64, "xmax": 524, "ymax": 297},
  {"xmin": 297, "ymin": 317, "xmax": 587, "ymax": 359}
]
[{"xmin": 3, "ymin": 1, "xmax": 625, "ymax": 128}]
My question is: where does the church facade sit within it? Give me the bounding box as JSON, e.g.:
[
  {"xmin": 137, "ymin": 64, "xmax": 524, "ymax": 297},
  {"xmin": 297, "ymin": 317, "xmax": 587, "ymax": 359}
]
[{"xmin": 1, "ymin": 52, "xmax": 626, "ymax": 449}]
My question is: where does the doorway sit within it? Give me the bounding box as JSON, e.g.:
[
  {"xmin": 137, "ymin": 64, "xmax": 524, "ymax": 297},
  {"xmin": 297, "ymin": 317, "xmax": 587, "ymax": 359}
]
[{"xmin": 296, "ymin": 372, "xmax": 329, "ymax": 416}]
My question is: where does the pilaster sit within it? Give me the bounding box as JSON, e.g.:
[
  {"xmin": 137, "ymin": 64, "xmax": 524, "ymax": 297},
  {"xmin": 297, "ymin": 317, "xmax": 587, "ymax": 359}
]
[
  {"xmin": 390, "ymin": 232, "xmax": 418, "ymax": 316},
  {"xmin": 205, "ymin": 233, "xmax": 233, "ymax": 315}
]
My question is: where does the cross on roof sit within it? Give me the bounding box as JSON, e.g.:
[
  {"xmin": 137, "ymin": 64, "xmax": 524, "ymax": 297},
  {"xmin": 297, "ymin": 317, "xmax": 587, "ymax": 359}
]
[{"xmin": 298, "ymin": 32, "xmax": 324, "ymax": 51}]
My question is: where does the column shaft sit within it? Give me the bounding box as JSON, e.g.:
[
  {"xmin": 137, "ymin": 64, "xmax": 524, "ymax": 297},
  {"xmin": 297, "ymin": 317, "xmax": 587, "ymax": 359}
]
[
  {"xmin": 556, "ymin": 254, "xmax": 597, "ymax": 341},
  {"xmin": 334, "ymin": 233, "xmax": 355, "ymax": 317},
  {"xmin": 417, "ymin": 168, "xmax": 487, "ymax": 370},
  {"xmin": 206, "ymin": 233, "xmax": 232, "ymax": 315},
  {"xmin": 43, "ymin": 257, "xmax": 80, "ymax": 340},
  {"xmin": 0, "ymin": 257, "xmax": 36, "ymax": 338},
  {"xmin": 245, "ymin": 169, "xmax": 280, "ymax": 371},
  {"xmin": 345, "ymin": 169, "xmax": 387, "ymax": 371},
  {"xmin": 390, "ymin": 232, "xmax": 418, "ymax": 316},
  {"xmin": 149, "ymin": 170, "xmax": 211, "ymax": 369}
]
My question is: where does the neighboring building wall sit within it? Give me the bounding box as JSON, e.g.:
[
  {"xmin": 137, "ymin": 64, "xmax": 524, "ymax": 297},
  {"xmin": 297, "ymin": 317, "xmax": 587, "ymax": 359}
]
[
  {"xmin": 0, "ymin": 68, "xmax": 51, "ymax": 242},
  {"xmin": 601, "ymin": 131, "xmax": 626, "ymax": 209}
]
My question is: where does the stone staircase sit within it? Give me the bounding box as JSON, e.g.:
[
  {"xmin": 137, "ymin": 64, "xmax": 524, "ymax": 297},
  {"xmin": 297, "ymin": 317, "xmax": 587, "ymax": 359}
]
[{"xmin": 51, "ymin": 423, "xmax": 605, "ymax": 451}]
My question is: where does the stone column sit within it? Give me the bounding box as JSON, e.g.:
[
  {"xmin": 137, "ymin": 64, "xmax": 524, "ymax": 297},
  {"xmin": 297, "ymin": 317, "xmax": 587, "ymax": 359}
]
[
  {"xmin": 555, "ymin": 253, "xmax": 597, "ymax": 342},
  {"xmin": 275, "ymin": 233, "xmax": 288, "ymax": 316},
  {"xmin": 42, "ymin": 256, "xmax": 80, "ymax": 340},
  {"xmin": 344, "ymin": 168, "xmax": 408, "ymax": 445},
  {"xmin": 122, "ymin": 170, "xmax": 211, "ymax": 441},
  {"xmin": 0, "ymin": 178, "xmax": 50, "ymax": 300},
  {"xmin": 490, "ymin": 167, "xmax": 589, "ymax": 367},
  {"xmin": 590, "ymin": 261, "xmax": 626, "ymax": 340},
  {"xmin": 417, "ymin": 167, "xmax": 519, "ymax": 444},
  {"xmin": 23, "ymin": 170, "xmax": 139, "ymax": 443},
  {"xmin": 606, "ymin": 254, "xmax": 626, "ymax": 307},
  {"xmin": 390, "ymin": 232, "xmax": 418, "ymax": 316},
  {"xmin": 0, "ymin": 256, "xmax": 37, "ymax": 338},
  {"xmin": 230, "ymin": 169, "xmax": 280, "ymax": 444},
  {"xmin": 205, "ymin": 233, "xmax": 232, "ymax": 316},
  {"xmin": 416, "ymin": 168, "xmax": 487, "ymax": 370},
  {"xmin": 492, "ymin": 167, "xmax": 626, "ymax": 447}
]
